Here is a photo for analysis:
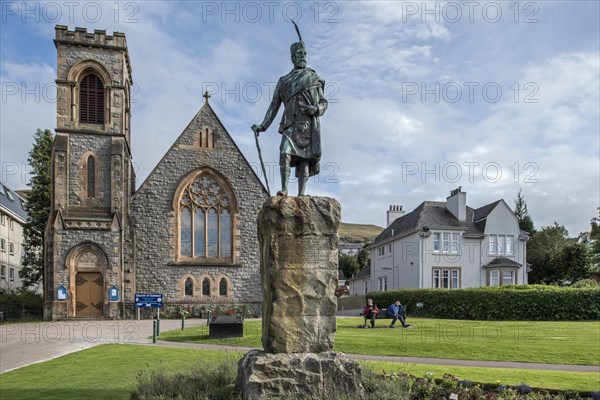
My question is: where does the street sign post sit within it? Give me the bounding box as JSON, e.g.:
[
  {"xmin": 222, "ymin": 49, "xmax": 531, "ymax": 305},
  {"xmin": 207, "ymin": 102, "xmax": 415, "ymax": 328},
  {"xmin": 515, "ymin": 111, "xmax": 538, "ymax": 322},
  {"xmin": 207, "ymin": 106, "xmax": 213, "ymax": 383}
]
[{"xmin": 134, "ymin": 293, "xmax": 163, "ymax": 308}]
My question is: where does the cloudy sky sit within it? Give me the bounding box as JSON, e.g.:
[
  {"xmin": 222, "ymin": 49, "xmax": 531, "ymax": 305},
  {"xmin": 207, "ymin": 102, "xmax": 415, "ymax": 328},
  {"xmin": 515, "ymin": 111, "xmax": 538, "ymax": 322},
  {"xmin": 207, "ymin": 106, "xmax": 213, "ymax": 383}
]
[{"xmin": 1, "ymin": 0, "xmax": 598, "ymax": 235}]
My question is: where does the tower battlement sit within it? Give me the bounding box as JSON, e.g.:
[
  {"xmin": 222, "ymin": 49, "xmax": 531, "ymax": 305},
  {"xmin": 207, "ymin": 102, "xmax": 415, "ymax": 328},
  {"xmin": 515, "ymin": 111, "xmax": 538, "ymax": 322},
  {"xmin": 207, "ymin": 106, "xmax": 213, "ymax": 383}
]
[{"xmin": 54, "ymin": 25, "xmax": 127, "ymax": 49}]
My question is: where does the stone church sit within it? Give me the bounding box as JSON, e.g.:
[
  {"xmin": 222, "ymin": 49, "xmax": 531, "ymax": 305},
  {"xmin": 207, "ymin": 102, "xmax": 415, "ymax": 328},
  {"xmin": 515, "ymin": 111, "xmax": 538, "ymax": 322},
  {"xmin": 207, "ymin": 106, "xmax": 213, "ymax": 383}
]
[{"xmin": 44, "ymin": 26, "xmax": 267, "ymax": 320}]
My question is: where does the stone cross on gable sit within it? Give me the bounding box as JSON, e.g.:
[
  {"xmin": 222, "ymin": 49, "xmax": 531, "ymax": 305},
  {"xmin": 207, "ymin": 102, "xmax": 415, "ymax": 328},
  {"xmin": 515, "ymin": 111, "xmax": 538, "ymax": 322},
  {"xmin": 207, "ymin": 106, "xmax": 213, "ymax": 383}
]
[{"xmin": 203, "ymin": 91, "xmax": 211, "ymax": 103}]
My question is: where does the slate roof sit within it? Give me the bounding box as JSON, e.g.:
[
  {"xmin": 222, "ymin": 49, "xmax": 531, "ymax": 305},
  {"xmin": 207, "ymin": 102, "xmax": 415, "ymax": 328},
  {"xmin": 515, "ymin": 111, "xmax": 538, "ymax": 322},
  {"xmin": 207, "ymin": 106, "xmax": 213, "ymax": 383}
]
[
  {"xmin": 373, "ymin": 199, "xmax": 505, "ymax": 245},
  {"xmin": 0, "ymin": 184, "xmax": 28, "ymax": 222},
  {"xmin": 350, "ymin": 266, "xmax": 370, "ymax": 280},
  {"xmin": 483, "ymin": 257, "xmax": 522, "ymax": 268}
]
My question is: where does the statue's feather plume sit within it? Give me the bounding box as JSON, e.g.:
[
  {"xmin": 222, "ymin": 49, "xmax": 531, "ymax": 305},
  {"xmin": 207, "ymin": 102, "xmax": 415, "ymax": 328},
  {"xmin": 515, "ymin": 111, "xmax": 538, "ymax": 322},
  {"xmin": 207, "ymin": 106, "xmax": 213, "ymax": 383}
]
[{"xmin": 292, "ymin": 20, "xmax": 302, "ymax": 42}]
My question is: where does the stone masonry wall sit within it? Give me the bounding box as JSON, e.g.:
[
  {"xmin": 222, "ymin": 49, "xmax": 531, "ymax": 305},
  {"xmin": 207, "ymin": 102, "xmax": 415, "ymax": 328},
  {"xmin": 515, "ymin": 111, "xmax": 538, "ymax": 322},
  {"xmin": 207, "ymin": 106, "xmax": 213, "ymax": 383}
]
[{"xmin": 132, "ymin": 104, "xmax": 268, "ymax": 307}]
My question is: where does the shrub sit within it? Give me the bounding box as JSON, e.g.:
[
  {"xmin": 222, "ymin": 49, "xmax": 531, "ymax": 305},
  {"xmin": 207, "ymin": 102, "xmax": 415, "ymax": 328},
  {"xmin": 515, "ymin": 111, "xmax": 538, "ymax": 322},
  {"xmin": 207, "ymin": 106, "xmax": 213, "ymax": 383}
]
[
  {"xmin": 571, "ymin": 279, "xmax": 599, "ymax": 288},
  {"xmin": 368, "ymin": 285, "xmax": 600, "ymax": 320},
  {"xmin": 0, "ymin": 289, "xmax": 43, "ymax": 321},
  {"xmin": 132, "ymin": 356, "xmax": 238, "ymax": 400}
]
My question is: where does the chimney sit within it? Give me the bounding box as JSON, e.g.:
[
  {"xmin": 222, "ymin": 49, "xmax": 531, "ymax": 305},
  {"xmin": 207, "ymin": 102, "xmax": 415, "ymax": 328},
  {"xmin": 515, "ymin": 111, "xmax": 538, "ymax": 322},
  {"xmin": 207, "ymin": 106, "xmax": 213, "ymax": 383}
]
[
  {"xmin": 386, "ymin": 205, "xmax": 405, "ymax": 227},
  {"xmin": 446, "ymin": 187, "xmax": 466, "ymax": 221}
]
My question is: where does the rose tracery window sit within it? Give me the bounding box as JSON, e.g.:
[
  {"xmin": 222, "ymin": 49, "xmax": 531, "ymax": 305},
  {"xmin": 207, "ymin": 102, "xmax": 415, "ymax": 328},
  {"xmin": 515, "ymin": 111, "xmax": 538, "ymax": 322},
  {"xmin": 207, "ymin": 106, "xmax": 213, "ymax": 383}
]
[{"xmin": 179, "ymin": 174, "xmax": 233, "ymax": 261}]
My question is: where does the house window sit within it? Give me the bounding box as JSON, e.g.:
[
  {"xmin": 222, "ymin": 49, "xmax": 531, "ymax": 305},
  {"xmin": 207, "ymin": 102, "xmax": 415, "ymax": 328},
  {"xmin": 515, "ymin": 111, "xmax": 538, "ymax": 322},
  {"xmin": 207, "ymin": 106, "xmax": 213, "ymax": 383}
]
[
  {"xmin": 383, "ymin": 276, "xmax": 388, "ymax": 291},
  {"xmin": 377, "ymin": 277, "xmax": 383, "ymax": 291},
  {"xmin": 0, "ymin": 214, "xmax": 5, "ymax": 225},
  {"xmin": 9, "ymin": 268, "xmax": 14, "ymax": 281},
  {"xmin": 8, "ymin": 242, "xmax": 14, "ymax": 255},
  {"xmin": 0, "ymin": 265, "xmax": 5, "ymax": 279},
  {"xmin": 489, "ymin": 235, "xmax": 497, "ymax": 255},
  {"xmin": 442, "ymin": 233, "xmax": 450, "ymax": 253},
  {"xmin": 433, "ymin": 233, "xmax": 440, "ymax": 252},
  {"xmin": 79, "ymin": 74, "xmax": 104, "ymax": 124},
  {"xmin": 184, "ymin": 277, "xmax": 194, "ymax": 297},
  {"xmin": 503, "ymin": 271, "xmax": 514, "ymax": 285},
  {"xmin": 434, "ymin": 232, "xmax": 460, "ymax": 254},
  {"xmin": 202, "ymin": 278, "xmax": 211, "ymax": 296},
  {"xmin": 490, "ymin": 270, "xmax": 500, "ymax": 286},
  {"xmin": 506, "ymin": 236, "xmax": 514, "ymax": 255},
  {"xmin": 378, "ymin": 247, "xmax": 385, "ymax": 257},
  {"xmin": 363, "ymin": 281, "xmax": 368, "ymax": 295},
  {"xmin": 9, "ymin": 219, "xmax": 14, "ymax": 230},
  {"xmin": 87, "ymin": 155, "xmax": 96, "ymax": 198},
  {"xmin": 0, "ymin": 239, "xmax": 5, "ymax": 252},
  {"xmin": 219, "ymin": 278, "xmax": 228, "ymax": 297},
  {"xmin": 489, "ymin": 235, "xmax": 515, "ymax": 256},
  {"xmin": 432, "ymin": 268, "xmax": 461, "ymax": 289},
  {"xmin": 451, "ymin": 233, "xmax": 460, "ymax": 254},
  {"xmin": 388, "ymin": 244, "xmax": 392, "ymax": 255},
  {"xmin": 498, "ymin": 235, "xmax": 505, "ymax": 255},
  {"xmin": 177, "ymin": 172, "xmax": 235, "ymax": 261},
  {"xmin": 452, "ymin": 270, "xmax": 459, "ymax": 288},
  {"xmin": 442, "ymin": 270, "xmax": 450, "ymax": 288}
]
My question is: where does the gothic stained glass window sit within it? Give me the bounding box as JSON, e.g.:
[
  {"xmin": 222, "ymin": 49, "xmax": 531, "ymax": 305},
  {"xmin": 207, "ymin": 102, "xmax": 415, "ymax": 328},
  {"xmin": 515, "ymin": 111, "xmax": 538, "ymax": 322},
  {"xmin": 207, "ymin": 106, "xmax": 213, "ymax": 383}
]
[
  {"xmin": 184, "ymin": 278, "xmax": 193, "ymax": 296},
  {"xmin": 180, "ymin": 208, "xmax": 192, "ymax": 257},
  {"xmin": 219, "ymin": 278, "xmax": 228, "ymax": 296},
  {"xmin": 202, "ymin": 278, "xmax": 210, "ymax": 296},
  {"xmin": 87, "ymin": 156, "xmax": 95, "ymax": 198},
  {"xmin": 178, "ymin": 173, "xmax": 234, "ymax": 260},
  {"xmin": 79, "ymin": 74, "xmax": 104, "ymax": 124}
]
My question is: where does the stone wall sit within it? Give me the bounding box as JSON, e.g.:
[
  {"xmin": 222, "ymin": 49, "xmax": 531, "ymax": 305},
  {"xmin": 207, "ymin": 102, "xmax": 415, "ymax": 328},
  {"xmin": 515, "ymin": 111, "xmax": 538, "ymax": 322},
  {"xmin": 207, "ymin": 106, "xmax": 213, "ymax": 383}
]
[{"xmin": 132, "ymin": 104, "xmax": 268, "ymax": 308}]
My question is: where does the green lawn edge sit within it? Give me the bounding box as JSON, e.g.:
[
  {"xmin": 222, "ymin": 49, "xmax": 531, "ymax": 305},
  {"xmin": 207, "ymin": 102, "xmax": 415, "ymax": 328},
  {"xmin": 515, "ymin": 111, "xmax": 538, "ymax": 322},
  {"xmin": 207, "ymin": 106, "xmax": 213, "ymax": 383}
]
[
  {"xmin": 159, "ymin": 317, "xmax": 600, "ymax": 366},
  {"xmin": 0, "ymin": 344, "xmax": 598, "ymax": 400}
]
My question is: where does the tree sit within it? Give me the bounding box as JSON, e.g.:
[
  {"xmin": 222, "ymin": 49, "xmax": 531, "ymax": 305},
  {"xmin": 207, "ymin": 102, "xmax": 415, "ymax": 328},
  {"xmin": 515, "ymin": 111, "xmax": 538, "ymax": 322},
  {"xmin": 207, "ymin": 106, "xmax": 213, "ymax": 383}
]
[
  {"xmin": 19, "ymin": 129, "xmax": 53, "ymax": 290},
  {"xmin": 557, "ymin": 243, "xmax": 593, "ymax": 283},
  {"xmin": 338, "ymin": 254, "xmax": 360, "ymax": 280},
  {"xmin": 514, "ymin": 189, "xmax": 535, "ymax": 234},
  {"xmin": 590, "ymin": 208, "xmax": 600, "ymax": 267},
  {"xmin": 356, "ymin": 246, "xmax": 370, "ymax": 271},
  {"xmin": 527, "ymin": 222, "xmax": 568, "ymax": 284}
]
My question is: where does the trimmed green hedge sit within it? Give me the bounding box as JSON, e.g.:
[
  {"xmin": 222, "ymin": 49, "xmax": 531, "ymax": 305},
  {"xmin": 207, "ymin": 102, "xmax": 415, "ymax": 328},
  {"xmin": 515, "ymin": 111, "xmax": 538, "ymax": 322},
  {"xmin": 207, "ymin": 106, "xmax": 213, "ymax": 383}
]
[
  {"xmin": 0, "ymin": 290, "xmax": 43, "ymax": 321},
  {"xmin": 368, "ymin": 285, "xmax": 600, "ymax": 321}
]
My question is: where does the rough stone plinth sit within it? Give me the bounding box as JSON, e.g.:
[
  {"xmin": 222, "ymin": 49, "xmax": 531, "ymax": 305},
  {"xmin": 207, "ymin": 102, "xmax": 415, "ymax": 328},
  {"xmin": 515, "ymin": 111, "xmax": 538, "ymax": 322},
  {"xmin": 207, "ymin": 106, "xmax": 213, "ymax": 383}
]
[
  {"xmin": 258, "ymin": 196, "xmax": 340, "ymax": 353},
  {"xmin": 236, "ymin": 350, "xmax": 366, "ymax": 400}
]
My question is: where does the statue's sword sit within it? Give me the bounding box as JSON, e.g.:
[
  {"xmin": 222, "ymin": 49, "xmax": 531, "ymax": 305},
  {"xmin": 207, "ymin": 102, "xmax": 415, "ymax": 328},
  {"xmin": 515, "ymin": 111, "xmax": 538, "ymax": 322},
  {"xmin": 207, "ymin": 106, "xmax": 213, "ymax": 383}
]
[{"xmin": 251, "ymin": 126, "xmax": 271, "ymax": 196}]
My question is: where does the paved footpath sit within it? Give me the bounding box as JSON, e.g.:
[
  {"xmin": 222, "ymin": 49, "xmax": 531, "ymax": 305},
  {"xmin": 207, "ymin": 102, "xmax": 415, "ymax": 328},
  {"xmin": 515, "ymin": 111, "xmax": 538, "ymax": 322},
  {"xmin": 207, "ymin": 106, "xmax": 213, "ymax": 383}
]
[
  {"xmin": 0, "ymin": 319, "xmax": 206, "ymax": 373},
  {"xmin": 1, "ymin": 320, "xmax": 599, "ymax": 374}
]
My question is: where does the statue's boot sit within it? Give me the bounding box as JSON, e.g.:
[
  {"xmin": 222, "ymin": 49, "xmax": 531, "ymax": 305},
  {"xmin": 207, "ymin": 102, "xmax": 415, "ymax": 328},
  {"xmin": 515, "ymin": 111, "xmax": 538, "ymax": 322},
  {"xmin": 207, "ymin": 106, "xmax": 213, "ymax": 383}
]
[
  {"xmin": 298, "ymin": 176, "xmax": 308, "ymax": 196},
  {"xmin": 279, "ymin": 166, "xmax": 290, "ymax": 196},
  {"xmin": 298, "ymin": 161, "xmax": 309, "ymax": 196}
]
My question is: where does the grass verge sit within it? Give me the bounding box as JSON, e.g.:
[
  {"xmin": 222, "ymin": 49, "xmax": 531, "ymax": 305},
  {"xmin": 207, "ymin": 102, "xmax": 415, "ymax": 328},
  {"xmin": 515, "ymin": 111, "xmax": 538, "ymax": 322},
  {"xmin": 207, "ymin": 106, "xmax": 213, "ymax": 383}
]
[
  {"xmin": 159, "ymin": 317, "xmax": 600, "ymax": 366},
  {"xmin": 0, "ymin": 344, "xmax": 597, "ymax": 400}
]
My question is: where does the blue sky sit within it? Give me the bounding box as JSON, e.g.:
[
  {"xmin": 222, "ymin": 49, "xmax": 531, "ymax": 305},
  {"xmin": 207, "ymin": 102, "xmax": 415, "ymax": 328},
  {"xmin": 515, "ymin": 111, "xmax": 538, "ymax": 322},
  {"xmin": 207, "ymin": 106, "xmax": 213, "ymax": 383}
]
[{"xmin": 1, "ymin": 0, "xmax": 598, "ymax": 235}]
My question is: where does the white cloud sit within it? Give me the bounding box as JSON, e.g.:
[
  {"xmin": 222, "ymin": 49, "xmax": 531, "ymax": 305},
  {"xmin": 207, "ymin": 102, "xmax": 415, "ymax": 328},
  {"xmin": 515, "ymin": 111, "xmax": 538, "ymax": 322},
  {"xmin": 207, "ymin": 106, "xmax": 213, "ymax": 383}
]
[{"xmin": 0, "ymin": 1, "xmax": 598, "ymax": 236}]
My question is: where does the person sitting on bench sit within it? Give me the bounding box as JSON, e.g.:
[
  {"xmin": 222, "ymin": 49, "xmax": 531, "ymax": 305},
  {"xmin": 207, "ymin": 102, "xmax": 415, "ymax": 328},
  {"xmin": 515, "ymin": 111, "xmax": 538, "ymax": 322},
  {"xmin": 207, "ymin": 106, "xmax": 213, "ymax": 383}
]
[
  {"xmin": 362, "ymin": 298, "xmax": 379, "ymax": 328},
  {"xmin": 387, "ymin": 300, "xmax": 410, "ymax": 328}
]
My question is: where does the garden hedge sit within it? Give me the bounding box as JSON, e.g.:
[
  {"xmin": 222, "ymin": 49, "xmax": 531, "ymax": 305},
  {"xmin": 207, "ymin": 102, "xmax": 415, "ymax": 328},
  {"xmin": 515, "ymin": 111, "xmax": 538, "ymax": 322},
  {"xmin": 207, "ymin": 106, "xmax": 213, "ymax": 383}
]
[
  {"xmin": 368, "ymin": 285, "xmax": 600, "ymax": 321},
  {"xmin": 0, "ymin": 290, "xmax": 43, "ymax": 320}
]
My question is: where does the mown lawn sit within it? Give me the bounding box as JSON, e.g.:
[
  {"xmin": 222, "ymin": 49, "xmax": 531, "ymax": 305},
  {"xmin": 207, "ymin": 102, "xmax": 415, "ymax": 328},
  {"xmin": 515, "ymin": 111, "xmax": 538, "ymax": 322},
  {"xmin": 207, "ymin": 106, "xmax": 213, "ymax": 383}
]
[
  {"xmin": 160, "ymin": 317, "xmax": 600, "ymax": 366},
  {"xmin": 0, "ymin": 345, "xmax": 243, "ymax": 400},
  {"xmin": 0, "ymin": 344, "xmax": 598, "ymax": 400}
]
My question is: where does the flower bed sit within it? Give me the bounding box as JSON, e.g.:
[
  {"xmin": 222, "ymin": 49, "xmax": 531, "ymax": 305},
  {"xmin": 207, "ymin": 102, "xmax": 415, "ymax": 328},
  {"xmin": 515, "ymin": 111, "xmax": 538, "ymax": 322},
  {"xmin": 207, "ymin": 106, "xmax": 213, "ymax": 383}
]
[{"xmin": 364, "ymin": 371, "xmax": 600, "ymax": 400}]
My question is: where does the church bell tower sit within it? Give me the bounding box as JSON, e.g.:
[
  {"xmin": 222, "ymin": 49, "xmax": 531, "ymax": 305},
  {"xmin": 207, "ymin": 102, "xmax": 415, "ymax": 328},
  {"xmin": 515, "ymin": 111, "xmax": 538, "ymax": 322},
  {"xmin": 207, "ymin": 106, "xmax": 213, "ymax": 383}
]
[{"xmin": 44, "ymin": 26, "xmax": 135, "ymax": 320}]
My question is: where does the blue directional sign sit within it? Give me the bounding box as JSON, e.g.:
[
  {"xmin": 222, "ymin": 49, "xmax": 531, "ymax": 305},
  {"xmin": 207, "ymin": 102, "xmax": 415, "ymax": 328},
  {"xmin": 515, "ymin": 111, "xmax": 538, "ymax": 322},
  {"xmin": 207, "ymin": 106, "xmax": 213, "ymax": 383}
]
[{"xmin": 134, "ymin": 293, "xmax": 163, "ymax": 308}]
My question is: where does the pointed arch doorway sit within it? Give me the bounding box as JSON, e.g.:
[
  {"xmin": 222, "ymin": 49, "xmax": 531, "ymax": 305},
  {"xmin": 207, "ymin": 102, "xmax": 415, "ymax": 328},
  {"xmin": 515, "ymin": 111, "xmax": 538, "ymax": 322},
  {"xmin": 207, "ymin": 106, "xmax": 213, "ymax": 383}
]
[{"xmin": 67, "ymin": 243, "xmax": 108, "ymax": 318}]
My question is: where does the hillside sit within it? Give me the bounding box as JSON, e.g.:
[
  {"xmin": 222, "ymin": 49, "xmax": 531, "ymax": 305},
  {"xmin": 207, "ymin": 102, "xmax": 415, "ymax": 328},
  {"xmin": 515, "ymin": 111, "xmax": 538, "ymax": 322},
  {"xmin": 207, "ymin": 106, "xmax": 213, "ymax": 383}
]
[{"xmin": 339, "ymin": 222, "xmax": 384, "ymax": 243}]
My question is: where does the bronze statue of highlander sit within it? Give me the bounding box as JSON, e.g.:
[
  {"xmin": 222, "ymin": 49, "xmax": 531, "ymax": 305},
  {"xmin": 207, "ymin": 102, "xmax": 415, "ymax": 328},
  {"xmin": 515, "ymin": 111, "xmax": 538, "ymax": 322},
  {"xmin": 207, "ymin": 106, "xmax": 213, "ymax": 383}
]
[{"xmin": 252, "ymin": 22, "xmax": 328, "ymax": 197}]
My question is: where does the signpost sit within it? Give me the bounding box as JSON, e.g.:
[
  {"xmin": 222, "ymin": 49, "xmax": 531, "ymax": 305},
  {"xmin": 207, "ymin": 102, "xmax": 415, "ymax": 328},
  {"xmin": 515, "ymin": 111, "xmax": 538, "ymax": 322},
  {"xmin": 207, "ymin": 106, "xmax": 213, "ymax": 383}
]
[
  {"xmin": 134, "ymin": 293, "xmax": 163, "ymax": 308},
  {"xmin": 134, "ymin": 294, "xmax": 163, "ymax": 330}
]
